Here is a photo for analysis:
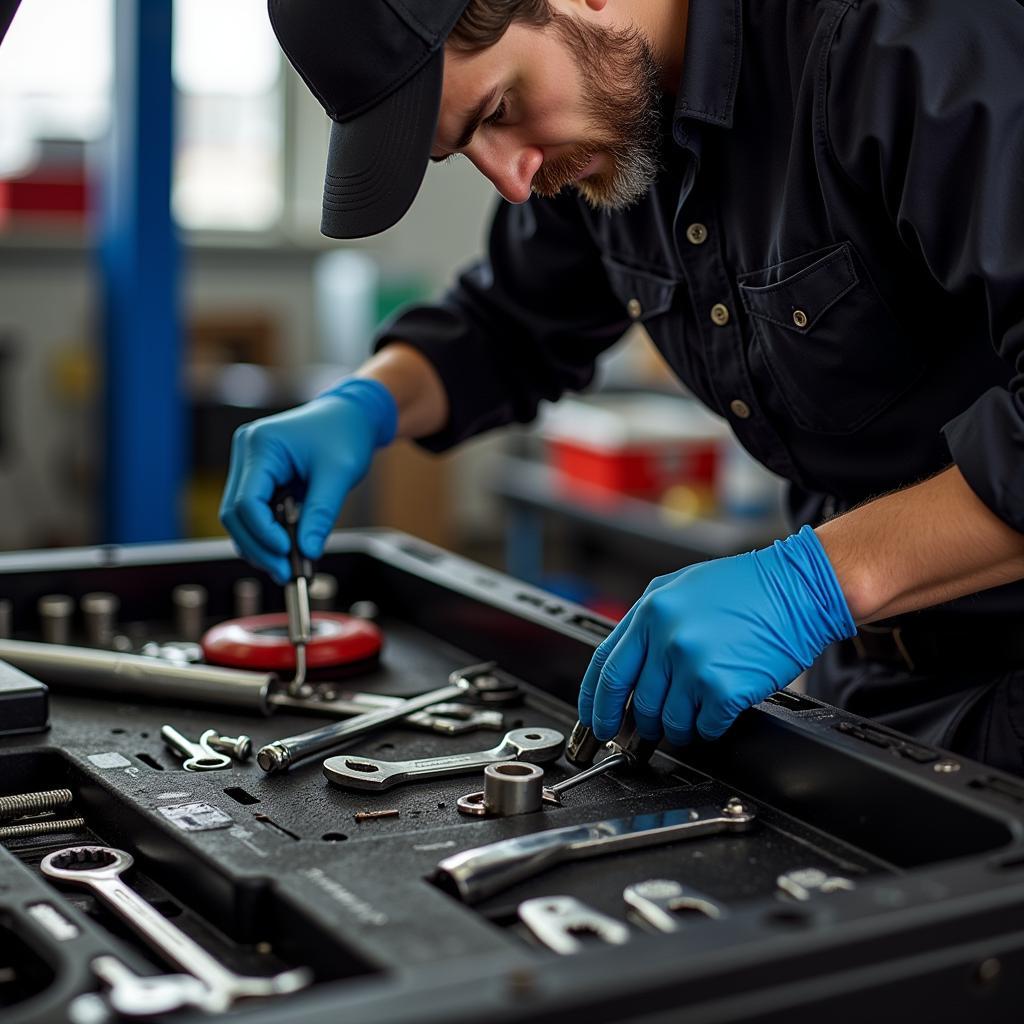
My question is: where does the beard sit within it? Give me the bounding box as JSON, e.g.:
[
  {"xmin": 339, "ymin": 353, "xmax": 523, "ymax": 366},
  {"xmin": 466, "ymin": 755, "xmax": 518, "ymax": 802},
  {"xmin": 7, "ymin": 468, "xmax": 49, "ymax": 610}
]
[{"xmin": 531, "ymin": 16, "xmax": 663, "ymax": 211}]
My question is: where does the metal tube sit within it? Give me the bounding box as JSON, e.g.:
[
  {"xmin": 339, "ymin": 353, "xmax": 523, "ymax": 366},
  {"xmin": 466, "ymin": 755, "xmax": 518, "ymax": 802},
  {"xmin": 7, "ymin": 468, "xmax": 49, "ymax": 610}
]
[{"xmin": 0, "ymin": 639, "xmax": 273, "ymax": 714}]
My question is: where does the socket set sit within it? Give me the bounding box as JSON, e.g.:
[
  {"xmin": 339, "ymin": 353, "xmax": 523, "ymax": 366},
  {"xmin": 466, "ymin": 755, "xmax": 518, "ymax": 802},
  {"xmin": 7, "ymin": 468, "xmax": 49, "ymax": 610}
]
[{"xmin": 1, "ymin": 529, "xmax": 1023, "ymax": 1023}]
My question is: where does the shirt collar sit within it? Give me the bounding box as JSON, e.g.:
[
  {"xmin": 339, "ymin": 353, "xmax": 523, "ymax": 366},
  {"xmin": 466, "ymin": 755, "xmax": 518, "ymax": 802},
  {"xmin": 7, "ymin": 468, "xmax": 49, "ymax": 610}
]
[{"xmin": 673, "ymin": 0, "xmax": 744, "ymax": 132}]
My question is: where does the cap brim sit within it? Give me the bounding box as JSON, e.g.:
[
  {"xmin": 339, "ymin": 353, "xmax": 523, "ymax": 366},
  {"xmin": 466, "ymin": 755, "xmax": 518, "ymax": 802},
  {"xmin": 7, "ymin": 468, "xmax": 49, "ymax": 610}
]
[{"xmin": 320, "ymin": 49, "xmax": 443, "ymax": 239}]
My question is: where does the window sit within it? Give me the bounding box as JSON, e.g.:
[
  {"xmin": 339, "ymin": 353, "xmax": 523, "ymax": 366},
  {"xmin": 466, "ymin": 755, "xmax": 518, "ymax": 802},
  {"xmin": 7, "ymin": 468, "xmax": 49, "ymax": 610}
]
[{"xmin": 0, "ymin": 0, "xmax": 284, "ymax": 233}]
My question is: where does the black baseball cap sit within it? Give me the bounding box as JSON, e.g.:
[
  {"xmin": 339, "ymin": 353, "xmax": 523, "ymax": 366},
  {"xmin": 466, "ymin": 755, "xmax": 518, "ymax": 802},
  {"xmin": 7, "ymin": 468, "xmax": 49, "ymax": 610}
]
[{"xmin": 269, "ymin": 0, "xmax": 472, "ymax": 238}]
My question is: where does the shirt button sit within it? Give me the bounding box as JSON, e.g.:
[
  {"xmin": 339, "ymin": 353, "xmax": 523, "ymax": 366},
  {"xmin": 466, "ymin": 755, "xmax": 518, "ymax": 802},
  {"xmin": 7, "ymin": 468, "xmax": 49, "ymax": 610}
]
[
  {"xmin": 730, "ymin": 399, "xmax": 752, "ymax": 419},
  {"xmin": 686, "ymin": 222, "xmax": 708, "ymax": 245},
  {"xmin": 792, "ymin": 308, "xmax": 809, "ymax": 329},
  {"xmin": 710, "ymin": 303, "xmax": 731, "ymax": 326},
  {"xmin": 627, "ymin": 298, "xmax": 643, "ymax": 319}
]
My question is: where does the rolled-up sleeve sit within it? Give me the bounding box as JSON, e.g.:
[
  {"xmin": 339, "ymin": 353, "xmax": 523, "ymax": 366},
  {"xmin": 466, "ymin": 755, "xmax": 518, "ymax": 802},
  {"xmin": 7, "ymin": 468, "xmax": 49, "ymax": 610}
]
[
  {"xmin": 826, "ymin": 0, "xmax": 1024, "ymax": 530},
  {"xmin": 374, "ymin": 192, "xmax": 630, "ymax": 451}
]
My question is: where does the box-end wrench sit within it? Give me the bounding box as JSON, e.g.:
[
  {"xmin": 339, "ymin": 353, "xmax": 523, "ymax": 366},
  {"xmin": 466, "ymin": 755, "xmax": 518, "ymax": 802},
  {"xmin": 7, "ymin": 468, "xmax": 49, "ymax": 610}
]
[
  {"xmin": 256, "ymin": 661, "xmax": 517, "ymax": 773},
  {"xmin": 434, "ymin": 798, "xmax": 756, "ymax": 904},
  {"xmin": 623, "ymin": 879, "xmax": 726, "ymax": 933},
  {"xmin": 322, "ymin": 727, "xmax": 565, "ymax": 791},
  {"xmin": 518, "ymin": 896, "xmax": 631, "ymax": 954},
  {"xmin": 40, "ymin": 847, "xmax": 312, "ymax": 1012}
]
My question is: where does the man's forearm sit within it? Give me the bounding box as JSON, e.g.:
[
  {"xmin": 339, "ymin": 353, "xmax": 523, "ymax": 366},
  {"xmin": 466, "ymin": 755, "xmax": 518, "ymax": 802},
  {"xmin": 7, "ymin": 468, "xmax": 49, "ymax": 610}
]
[
  {"xmin": 355, "ymin": 343, "xmax": 449, "ymax": 440},
  {"xmin": 816, "ymin": 465, "xmax": 1024, "ymax": 623}
]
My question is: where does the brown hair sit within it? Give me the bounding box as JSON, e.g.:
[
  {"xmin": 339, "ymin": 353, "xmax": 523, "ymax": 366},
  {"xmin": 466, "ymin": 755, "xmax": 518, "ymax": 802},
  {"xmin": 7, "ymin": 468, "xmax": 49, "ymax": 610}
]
[{"xmin": 448, "ymin": 0, "xmax": 553, "ymax": 53}]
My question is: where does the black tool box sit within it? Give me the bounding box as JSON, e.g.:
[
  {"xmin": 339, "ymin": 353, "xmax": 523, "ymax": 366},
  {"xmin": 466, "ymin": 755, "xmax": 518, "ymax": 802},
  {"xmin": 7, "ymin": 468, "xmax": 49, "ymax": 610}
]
[{"xmin": 1, "ymin": 530, "xmax": 1023, "ymax": 1024}]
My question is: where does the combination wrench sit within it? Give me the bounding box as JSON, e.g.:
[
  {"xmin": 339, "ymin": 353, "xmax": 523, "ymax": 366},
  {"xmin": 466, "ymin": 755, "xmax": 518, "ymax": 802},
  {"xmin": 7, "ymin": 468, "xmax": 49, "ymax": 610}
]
[
  {"xmin": 40, "ymin": 847, "xmax": 312, "ymax": 1012},
  {"xmin": 257, "ymin": 661, "xmax": 519, "ymax": 772},
  {"xmin": 434, "ymin": 798, "xmax": 756, "ymax": 904},
  {"xmin": 322, "ymin": 727, "xmax": 565, "ymax": 791},
  {"xmin": 271, "ymin": 688, "xmax": 506, "ymax": 736},
  {"xmin": 78, "ymin": 955, "xmax": 213, "ymax": 1017}
]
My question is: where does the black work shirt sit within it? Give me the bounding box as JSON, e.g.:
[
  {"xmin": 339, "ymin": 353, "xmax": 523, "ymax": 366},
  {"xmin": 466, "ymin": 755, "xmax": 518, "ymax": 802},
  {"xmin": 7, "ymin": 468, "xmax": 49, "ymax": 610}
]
[{"xmin": 378, "ymin": 0, "xmax": 1024, "ymax": 617}]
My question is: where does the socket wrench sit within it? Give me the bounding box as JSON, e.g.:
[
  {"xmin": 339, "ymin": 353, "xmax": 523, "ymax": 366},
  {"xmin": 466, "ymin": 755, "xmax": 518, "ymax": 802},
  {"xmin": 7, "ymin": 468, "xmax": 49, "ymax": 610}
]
[
  {"xmin": 40, "ymin": 847, "xmax": 312, "ymax": 1012},
  {"xmin": 323, "ymin": 727, "xmax": 565, "ymax": 791},
  {"xmin": 434, "ymin": 798, "xmax": 756, "ymax": 904}
]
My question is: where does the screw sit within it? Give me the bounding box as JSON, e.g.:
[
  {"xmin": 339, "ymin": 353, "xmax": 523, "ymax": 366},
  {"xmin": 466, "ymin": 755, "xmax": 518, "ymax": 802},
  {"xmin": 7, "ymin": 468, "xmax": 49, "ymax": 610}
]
[
  {"xmin": 0, "ymin": 788, "xmax": 74, "ymax": 822},
  {"xmin": 933, "ymin": 759, "xmax": 961, "ymax": 773},
  {"xmin": 353, "ymin": 809, "xmax": 400, "ymax": 822},
  {"xmin": 723, "ymin": 797, "xmax": 748, "ymax": 817}
]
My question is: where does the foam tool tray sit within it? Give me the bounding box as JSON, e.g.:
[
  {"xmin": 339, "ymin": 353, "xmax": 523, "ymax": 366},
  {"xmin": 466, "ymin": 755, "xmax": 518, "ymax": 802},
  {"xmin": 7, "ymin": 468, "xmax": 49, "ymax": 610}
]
[{"xmin": 1, "ymin": 530, "xmax": 1023, "ymax": 1023}]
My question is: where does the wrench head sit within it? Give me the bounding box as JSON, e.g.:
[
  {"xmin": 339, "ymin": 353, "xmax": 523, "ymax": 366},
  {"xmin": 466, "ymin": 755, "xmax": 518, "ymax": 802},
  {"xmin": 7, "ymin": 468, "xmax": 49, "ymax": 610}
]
[
  {"xmin": 41, "ymin": 846, "xmax": 133, "ymax": 884},
  {"xmin": 322, "ymin": 727, "xmax": 565, "ymax": 791}
]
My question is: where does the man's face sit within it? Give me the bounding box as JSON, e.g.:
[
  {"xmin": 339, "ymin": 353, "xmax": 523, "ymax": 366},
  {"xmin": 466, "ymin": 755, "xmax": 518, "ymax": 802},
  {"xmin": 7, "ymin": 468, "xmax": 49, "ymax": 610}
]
[{"xmin": 432, "ymin": 11, "xmax": 662, "ymax": 210}]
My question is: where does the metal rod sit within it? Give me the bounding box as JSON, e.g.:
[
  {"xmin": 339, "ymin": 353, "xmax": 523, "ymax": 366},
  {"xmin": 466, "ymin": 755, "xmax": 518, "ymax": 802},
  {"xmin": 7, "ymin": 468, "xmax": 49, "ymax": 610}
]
[
  {"xmin": 0, "ymin": 639, "xmax": 274, "ymax": 713},
  {"xmin": 0, "ymin": 817, "xmax": 86, "ymax": 840}
]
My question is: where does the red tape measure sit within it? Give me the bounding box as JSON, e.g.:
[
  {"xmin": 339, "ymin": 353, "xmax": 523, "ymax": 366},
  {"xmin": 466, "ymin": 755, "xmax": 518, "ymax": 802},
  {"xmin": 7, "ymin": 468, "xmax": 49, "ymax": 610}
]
[{"xmin": 201, "ymin": 612, "xmax": 382, "ymax": 673}]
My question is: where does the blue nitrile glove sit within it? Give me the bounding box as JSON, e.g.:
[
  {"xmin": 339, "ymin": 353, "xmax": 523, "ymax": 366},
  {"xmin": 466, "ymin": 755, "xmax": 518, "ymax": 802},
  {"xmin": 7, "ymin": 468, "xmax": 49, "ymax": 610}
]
[
  {"xmin": 219, "ymin": 378, "xmax": 397, "ymax": 584},
  {"xmin": 577, "ymin": 526, "xmax": 856, "ymax": 746}
]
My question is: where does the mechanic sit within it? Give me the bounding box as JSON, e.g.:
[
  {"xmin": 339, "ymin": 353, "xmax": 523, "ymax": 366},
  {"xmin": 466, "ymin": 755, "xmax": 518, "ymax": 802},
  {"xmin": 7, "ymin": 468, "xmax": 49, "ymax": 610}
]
[{"xmin": 220, "ymin": 0, "xmax": 1024, "ymax": 775}]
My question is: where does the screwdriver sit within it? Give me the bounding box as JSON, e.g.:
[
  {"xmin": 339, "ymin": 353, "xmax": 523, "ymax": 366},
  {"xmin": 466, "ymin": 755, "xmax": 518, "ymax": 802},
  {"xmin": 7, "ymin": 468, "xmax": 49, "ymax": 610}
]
[{"xmin": 273, "ymin": 493, "xmax": 313, "ymax": 696}]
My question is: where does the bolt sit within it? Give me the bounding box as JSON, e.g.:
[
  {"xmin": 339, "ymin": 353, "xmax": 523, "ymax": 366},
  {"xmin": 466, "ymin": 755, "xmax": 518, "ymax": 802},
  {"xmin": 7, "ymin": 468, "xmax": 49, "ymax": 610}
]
[
  {"xmin": 0, "ymin": 817, "xmax": 87, "ymax": 840},
  {"xmin": 975, "ymin": 958, "xmax": 1001, "ymax": 986},
  {"xmin": 723, "ymin": 797, "xmax": 748, "ymax": 817},
  {"xmin": 0, "ymin": 788, "xmax": 74, "ymax": 822},
  {"xmin": 204, "ymin": 731, "xmax": 253, "ymax": 762}
]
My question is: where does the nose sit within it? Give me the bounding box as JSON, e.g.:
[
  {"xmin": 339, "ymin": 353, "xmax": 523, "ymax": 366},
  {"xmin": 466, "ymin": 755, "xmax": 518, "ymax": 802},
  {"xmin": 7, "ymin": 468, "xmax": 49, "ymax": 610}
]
[{"xmin": 467, "ymin": 138, "xmax": 544, "ymax": 204}]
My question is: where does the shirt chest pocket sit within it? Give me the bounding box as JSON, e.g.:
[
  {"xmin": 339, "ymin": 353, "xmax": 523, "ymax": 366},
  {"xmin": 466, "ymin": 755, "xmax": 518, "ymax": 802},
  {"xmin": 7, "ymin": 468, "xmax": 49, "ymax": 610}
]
[
  {"xmin": 602, "ymin": 255, "xmax": 678, "ymax": 323},
  {"xmin": 738, "ymin": 241, "xmax": 926, "ymax": 435}
]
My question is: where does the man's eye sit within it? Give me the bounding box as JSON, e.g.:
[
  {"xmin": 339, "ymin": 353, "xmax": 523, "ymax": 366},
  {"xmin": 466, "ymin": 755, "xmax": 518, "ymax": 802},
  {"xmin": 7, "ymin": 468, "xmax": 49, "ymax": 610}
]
[{"xmin": 484, "ymin": 97, "xmax": 508, "ymax": 126}]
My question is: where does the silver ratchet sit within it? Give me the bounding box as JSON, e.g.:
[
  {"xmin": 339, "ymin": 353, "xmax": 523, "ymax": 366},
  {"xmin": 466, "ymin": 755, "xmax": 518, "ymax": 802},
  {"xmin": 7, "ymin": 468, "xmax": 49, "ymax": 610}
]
[
  {"xmin": 40, "ymin": 847, "xmax": 312, "ymax": 1012},
  {"xmin": 322, "ymin": 727, "xmax": 565, "ymax": 791},
  {"xmin": 434, "ymin": 798, "xmax": 756, "ymax": 904},
  {"xmin": 256, "ymin": 661, "xmax": 516, "ymax": 773}
]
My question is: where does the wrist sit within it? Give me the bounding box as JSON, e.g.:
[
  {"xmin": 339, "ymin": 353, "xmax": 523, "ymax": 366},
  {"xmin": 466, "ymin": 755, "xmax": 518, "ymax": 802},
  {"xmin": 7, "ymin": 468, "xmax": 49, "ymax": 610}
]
[
  {"xmin": 772, "ymin": 525, "xmax": 857, "ymax": 648},
  {"xmin": 318, "ymin": 377, "xmax": 399, "ymax": 448}
]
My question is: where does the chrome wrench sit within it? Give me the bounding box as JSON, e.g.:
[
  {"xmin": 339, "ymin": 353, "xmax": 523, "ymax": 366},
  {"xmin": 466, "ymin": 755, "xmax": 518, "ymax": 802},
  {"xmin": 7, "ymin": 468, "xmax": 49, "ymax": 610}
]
[
  {"xmin": 270, "ymin": 689, "xmax": 506, "ymax": 736},
  {"xmin": 40, "ymin": 847, "xmax": 312, "ymax": 1012},
  {"xmin": 518, "ymin": 896, "xmax": 630, "ymax": 954},
  {"xmin": 87, "ymin": 955, "xmax": 213, "ymax": 1017},
  {"xmin": 322, "ymin": 727, "xmax": 565, "ymax": 791},
  {"xmin": 257, "ymin": 661, "xmax": 517, "ymax": 772},
  {"xmin": 434, "ymin": 798, "xmax": 756, "ymax": 904}
]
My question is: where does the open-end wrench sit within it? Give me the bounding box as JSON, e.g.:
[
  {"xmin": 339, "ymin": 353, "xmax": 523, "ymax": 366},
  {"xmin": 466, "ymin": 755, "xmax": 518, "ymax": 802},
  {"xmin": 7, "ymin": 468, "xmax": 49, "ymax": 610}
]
[
  {"xmin": 623, "ymin": 879, "xmax": 726, "ymax": 932},
  {"xmin": 434, "ymin": 798, "xmax": 756, "ymax": 904},
  {"xmin": 322, "ymin": 727, "xmax": 565, "ymax": 791},
  {"xmin": 40, "ymin": 847, "xmax": 312, "ymax": 1012},
  {"xmin": 88, "ymin": 955, "xmax": 214, "ymax": 1017},
  {"xmin": 160, "ymin": 725, "xmax": 232, "ymax": 772},
  {"xmin": 518, "ymin": 896, "xmax": 631, "ymax": 954},
  {"xmin": 257, "ymin": 661, "xmax": 518, "ymax": 772},
  {"xmin": 270, "ymin": 689, "xmax": 506, "ymax": 736}
]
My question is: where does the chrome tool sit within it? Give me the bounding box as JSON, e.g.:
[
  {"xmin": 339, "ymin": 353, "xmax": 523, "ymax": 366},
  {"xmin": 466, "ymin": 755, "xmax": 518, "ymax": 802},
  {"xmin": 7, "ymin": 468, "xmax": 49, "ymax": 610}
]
[
  {"xmin": 518, "ymin": 896, "xmax": 630, "ymax": 954},
  {"xmin": 623, "ymin": 879, "xmax": 725, "ymax": 932}
]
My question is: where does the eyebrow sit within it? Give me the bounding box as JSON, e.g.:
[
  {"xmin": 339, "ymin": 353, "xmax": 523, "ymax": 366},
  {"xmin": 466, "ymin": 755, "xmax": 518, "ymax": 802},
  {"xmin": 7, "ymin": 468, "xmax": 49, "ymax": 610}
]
[{"xmin": 430, "ymin": 86, "xmax": 499, "ymax": 163}]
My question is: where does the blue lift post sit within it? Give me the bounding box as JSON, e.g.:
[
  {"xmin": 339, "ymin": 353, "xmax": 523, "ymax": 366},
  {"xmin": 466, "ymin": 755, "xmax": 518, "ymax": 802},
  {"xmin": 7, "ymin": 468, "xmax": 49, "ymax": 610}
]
[{"xmin": 98, "ymin": 0, "xmax": 185, "ymax": 542}]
